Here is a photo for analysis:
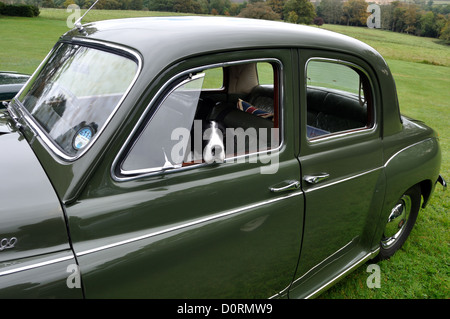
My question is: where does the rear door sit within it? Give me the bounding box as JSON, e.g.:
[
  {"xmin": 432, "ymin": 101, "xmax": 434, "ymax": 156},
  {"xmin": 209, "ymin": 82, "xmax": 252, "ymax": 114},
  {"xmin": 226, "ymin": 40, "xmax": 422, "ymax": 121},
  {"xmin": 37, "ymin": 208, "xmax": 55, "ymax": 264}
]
[{"xmin": 291, "ymin": 51, "xmax": 385, "ymax": 293}]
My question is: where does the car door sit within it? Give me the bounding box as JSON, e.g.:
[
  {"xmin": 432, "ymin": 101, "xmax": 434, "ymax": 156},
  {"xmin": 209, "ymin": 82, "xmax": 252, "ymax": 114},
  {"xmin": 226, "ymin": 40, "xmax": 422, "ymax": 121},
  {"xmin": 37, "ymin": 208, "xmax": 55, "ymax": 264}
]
[
  {"xmin": 290, "ymin": 51, "xmax": 385, "ymax": 296},
  {"xmin": 65, "ymin": 50, "xmax": 305, "ymax": 298}
]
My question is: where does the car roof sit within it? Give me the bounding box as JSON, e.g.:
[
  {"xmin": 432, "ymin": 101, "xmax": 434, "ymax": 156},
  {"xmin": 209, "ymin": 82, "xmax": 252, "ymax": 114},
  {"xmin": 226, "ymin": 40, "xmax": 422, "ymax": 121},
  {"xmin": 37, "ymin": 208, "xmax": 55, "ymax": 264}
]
[{"xmin": 62, "ymin": 16, "xmax": 385, "ymax": 71}]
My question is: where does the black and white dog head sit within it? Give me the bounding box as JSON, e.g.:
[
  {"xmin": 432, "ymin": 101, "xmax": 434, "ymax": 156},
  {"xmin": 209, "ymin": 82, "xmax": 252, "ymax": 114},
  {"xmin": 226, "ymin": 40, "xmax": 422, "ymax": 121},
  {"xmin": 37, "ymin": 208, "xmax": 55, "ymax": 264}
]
[{"xmin": 202, "ymin": 121, "xmax": 226, "ymax": 164}]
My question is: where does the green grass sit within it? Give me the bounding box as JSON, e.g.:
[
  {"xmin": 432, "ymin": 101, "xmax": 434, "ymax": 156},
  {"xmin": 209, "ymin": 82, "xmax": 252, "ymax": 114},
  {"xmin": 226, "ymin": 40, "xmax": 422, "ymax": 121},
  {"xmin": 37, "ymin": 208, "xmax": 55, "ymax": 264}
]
[
  {"xmin": 0, "ymin": 9, "xmax": 448, "ymax": 299},
  {"xmin": 322, "ymin": 24, "xmax": 450, "ymax": 67},
  {"xmin": 0, "ymin": 9, "xmax": 192, "ymax": 74}
]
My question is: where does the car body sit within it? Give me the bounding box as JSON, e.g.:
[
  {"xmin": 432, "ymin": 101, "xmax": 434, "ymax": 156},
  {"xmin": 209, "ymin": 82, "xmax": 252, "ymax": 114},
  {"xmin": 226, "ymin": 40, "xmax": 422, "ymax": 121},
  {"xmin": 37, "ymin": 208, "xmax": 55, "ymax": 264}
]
[
  {"xmin": 0, "ymin": 16, "xmax": 445, "ymax": 299},
  {"xmin": 0, "ymin": 72, "xmax": 30, "ymax": 104}
]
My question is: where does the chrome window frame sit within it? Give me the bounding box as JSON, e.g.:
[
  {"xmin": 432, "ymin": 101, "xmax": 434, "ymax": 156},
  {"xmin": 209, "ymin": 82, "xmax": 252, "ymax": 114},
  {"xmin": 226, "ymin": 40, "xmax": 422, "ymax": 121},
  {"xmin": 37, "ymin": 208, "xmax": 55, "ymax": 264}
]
[
  {"xmin": 13, "ymin": 38, "xmax": 142, "ymax": 162},
  {"xmin": 112, "ymin": 58, "xmax": 284, "ymax": 182},
  {"xmin": 304, "ymin": 57, "xmax": 378, "ymax": 143}
]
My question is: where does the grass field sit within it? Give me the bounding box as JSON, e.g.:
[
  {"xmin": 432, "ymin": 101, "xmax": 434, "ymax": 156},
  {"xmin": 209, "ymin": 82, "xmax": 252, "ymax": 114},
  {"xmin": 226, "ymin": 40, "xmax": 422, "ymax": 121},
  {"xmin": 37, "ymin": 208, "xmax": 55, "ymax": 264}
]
[{"xmin": 0, "ymin": 9, "xmax": 448, "ymax": 299}]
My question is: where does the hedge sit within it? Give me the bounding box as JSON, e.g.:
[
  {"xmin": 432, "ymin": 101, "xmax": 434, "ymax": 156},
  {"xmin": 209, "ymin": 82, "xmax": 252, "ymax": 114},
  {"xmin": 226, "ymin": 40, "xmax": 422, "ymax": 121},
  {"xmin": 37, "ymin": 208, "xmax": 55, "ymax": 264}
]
[{"xmin": 0, "ymin": 3, "xmax": 40, "ymax": 17}]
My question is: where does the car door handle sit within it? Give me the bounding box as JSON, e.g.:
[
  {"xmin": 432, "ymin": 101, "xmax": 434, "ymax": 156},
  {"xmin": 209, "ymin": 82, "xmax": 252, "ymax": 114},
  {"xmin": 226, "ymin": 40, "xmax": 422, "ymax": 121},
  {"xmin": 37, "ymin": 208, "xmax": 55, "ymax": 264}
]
[
  {"xmin": 269, "ymin": 180, "xmax": 301, "ymax": 193},
  {"xmin": 303, "ymin": 173, "xmax": 330, "ymax": 184}
]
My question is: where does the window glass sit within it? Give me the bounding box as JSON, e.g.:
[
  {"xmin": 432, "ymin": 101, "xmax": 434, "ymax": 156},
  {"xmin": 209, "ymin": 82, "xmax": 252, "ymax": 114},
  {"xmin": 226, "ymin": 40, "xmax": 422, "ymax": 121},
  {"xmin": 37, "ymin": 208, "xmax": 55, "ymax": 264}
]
[
  {"xmin": 121, "ymin": 60, "xmax": 281, "ymax": 176},
  {"xmin": 306, "ymin": 60, "xmax": 371, "ymax": 139},
  {"xmin": 18, "ymin": 43, "xmax": 138, "ymax": 157},
  {"xmin": 122, "ymin": 74, "xmax": 205, "ymax": 173},
  {"xmin": 202, "ymin": 67, "xmax": 223, "ymax": 89},
  {"xmin": 257, "ymin": 62, "xmax": 274, "ymax": 85}
]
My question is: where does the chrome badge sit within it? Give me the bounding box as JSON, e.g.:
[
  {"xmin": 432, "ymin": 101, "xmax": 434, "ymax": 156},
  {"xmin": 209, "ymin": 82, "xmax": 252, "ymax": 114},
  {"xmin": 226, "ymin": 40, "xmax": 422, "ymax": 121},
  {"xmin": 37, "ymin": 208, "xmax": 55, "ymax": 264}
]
[{"xmin": 0, "ymin": 237, "xmax": 17, "ymax": 251}]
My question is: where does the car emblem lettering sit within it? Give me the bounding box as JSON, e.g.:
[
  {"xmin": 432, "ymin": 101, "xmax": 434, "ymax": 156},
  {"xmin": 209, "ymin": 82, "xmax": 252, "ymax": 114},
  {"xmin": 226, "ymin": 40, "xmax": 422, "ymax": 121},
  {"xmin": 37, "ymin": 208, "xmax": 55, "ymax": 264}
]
[{"xmin": 0, "ymin": 237, "xmax": 17, "ymax": 251}]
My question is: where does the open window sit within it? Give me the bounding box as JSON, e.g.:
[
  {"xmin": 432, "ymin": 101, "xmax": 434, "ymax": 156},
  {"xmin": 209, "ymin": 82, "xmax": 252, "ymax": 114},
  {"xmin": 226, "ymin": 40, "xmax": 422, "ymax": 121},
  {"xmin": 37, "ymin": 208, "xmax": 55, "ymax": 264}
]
[
  {"xmin": 119, "ymin": 60, "xmax": 281, "ymax": 177},
  {"xmin": 306, "ymin": 59, "xmax": 374, "ymax": 140}
]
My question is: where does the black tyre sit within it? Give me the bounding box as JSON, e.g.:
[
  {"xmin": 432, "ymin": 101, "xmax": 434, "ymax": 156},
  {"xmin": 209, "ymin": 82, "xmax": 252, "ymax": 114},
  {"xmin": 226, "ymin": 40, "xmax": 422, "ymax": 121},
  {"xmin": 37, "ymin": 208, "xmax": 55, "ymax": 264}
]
[{"xmin": 375, "ymin": 184, "xmax": 421, "ymax": 261}]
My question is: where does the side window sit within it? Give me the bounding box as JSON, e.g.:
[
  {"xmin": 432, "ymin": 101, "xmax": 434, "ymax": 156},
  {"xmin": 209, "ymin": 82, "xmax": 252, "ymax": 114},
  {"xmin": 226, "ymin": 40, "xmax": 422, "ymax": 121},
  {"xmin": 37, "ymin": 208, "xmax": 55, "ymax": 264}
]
[
  {"xmin": 257, "ymin": 62, "xmax": 274, "ymax": 85},
  {"xmin": 121, "ymin": 74, "xmax": 205, "ymax": 173},
  {"xmin": 306, "ymin": 59, "xmax": 373, "ymax": 139},
  {"xmin": 120, "ymin": 60, "xmax": 281, "ymax": 177},
  {"xmin": 202, "ymin": 67, "xmax": 223, "ymax": 90}
]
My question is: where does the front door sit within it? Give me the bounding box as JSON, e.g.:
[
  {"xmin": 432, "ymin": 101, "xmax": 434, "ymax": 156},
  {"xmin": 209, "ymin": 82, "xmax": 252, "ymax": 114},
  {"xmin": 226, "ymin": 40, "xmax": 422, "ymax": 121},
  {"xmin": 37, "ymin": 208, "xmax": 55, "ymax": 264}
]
[{"xmin": 66, "ymin": 52, "xmax": 305, "ymax": 298}]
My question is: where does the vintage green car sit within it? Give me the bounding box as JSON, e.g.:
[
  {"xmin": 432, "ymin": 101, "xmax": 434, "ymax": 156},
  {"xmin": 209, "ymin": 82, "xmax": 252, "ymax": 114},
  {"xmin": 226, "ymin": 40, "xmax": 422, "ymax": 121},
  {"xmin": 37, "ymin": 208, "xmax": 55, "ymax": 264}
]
[
  {"xmin": 0, "ymin": 16, "xmax": 445, "ymax": 299},
  {"xmin": 0, "ymin": 72, "xmax": 30, "ymax": 104}
]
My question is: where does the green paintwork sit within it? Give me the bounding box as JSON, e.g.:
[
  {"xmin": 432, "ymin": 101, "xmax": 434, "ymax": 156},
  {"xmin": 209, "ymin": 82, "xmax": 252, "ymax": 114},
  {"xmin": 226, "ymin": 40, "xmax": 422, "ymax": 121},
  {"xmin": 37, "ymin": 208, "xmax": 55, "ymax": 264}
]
[
  {"xmin": 0, "ymin": 17, "xmax": 443, "ymax": 298},
  {"xmin": 0, "ymin": 110, "xmax": 82, "ymax": 298}
]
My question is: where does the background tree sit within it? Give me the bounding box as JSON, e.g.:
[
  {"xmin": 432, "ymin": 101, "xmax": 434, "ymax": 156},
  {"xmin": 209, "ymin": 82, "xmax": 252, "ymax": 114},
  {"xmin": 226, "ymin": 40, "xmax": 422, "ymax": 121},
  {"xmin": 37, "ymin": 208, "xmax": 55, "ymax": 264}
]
[
  {"xmin": 419, "ymin": 10, "xmax": 438, "ymax": 37},
  {"xmin": 317, "ymin": 0, "xmax": 342, "ymax": 24},
  {"xmin": 42, "ymin": 0, "xmax": 55, "ymax": 6},
  {"xmin": 173, "ymin": 0, "xmax": 204, "ymax": 13},
  {"xmin": 238, "ymin": 1, "xmax": 280, "ymax": 20},
  {"xmin": 128, "ymin": 0, "xmax": 143, "ymax": 10},
  {"xmin": 286, "ymin": 10, "xmax": 298, "ymax": 24},
  {"xmin": 209, "ymin": 0, "xmax": 231, "ymax": 15},
  {"xmin": 380, "ymin": 3, "xmax": 394, "ymax": 30},
  {"xmin": 283, "ymin": 0, "xmax": 315, "ymax": 25},
  {"xmin": 313, "ymin": 16, "xmax": 324, "ymax": 26},
  {"xmin": 95, "ymin": 0, "xmax": 125, "ymax": 10},
  {"xmin": 148, "ymin": 0, "xmax": 174, "ymax": 11},
  {"xmin": 267, "ymin": 0, "xmax": 286, "ymax": 19},
  {"xmin": 342, "ymin": 0, "xmax": 368, "ymax": 26},
  {"xmin": 404, "ymin": 3, "xmax": 419, "ymax": 34},
  {"xmin": 439, "ymin": 17, "xmax": 450, "ymax": 43}
]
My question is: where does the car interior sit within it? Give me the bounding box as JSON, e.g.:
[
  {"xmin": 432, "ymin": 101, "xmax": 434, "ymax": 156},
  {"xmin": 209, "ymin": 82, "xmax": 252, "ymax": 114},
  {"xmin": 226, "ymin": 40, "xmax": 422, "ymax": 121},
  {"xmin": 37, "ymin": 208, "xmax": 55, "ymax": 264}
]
[
  {"xmin": 187, "ymin": 62, "xmax": 279, "ymax": 163},
  {"xmin": 191, "ymin": 60, "xmax": 372, "ymax": 163},
  {"xmin": 121, "ymin": 60, "xmax": 374, "ymax": 173}
]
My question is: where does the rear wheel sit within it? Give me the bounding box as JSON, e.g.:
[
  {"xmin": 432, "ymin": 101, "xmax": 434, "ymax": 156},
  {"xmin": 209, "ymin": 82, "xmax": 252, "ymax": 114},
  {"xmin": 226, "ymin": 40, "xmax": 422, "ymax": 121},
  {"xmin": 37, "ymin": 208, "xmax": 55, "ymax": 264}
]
[{"xmin": 376, "ymin": 185, "xmax": 421, "ymax": 261}]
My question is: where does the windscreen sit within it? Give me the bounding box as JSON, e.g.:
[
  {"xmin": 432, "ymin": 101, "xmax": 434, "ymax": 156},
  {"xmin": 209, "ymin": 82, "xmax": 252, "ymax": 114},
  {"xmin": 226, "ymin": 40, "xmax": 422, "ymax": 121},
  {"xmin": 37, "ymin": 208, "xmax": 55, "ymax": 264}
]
[{"xmin": 18, "ymin": 43, "xmax": 138, "ymax": 157}]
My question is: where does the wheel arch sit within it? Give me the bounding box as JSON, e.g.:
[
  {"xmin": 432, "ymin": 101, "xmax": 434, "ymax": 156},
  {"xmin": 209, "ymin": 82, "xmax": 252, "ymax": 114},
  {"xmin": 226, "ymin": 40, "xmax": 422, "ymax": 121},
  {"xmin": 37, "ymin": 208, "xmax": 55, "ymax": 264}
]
[{"xmin": 370, "ymin": 137, "xmax": 441, "ymax": 250}]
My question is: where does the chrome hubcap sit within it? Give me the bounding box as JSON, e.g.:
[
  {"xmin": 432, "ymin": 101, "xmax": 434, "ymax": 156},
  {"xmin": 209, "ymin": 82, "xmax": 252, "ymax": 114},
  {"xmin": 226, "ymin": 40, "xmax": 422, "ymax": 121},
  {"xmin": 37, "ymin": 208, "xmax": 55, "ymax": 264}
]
[{"xmin": 381, "ymin": 195, "xmax": 412, "ymax": 249}]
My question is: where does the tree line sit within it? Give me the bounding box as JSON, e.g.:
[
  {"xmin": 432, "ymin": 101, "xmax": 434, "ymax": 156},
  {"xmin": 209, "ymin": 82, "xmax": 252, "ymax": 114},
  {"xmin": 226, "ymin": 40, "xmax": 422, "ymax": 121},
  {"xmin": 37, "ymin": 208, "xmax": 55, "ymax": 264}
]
[
  {"xmin": 317, "ymin": 0, "xmax": 450, "ymax": 41},
  {"xmin": 4, "ymin": 0, "xmax": 450, "ymax": 43}
]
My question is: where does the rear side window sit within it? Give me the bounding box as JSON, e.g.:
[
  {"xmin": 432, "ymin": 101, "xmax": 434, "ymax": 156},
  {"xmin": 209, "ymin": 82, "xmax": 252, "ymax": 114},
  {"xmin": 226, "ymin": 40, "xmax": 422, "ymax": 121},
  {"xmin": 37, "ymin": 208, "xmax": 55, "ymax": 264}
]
[{"xmin": 306, "ymin": 59, "xmax": 373, "ymax": 139}]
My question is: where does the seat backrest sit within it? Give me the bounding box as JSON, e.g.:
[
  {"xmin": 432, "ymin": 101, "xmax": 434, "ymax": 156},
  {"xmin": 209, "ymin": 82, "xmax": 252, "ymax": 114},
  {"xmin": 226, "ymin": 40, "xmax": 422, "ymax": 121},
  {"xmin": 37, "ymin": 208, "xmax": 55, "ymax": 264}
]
[
  {"xmin": 246, "ymin": 85, "xmax": 274, "ymax": 113},
  {"xmin": 207, "ymin": 101, "xmax": 274, "ymax": 155},
  {"xmin": 306, "ymin": 86, "xmax": 367, "ymax": 133}
]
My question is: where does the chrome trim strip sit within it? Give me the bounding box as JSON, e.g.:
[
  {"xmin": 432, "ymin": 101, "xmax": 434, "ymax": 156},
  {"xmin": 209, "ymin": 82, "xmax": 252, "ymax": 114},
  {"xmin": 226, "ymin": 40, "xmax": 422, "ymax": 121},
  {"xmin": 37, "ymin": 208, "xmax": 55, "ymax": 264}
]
[
  {"xmin": 294, "ymin": 239, "xmax": 357, "ymax": 285},
  {"xmin": 13, "ymin": 44, "xmax": 56, "ymax": 101},
  {"xmin": 112, "ymin": 58, "xmax": 284, "ymax": 182},
  {"xmin": 76, "ymin": 191, "xmax": 303, "ymax": 257},
  {"xmin": 384, "ymin": 138, "xmax": 433, "ymax": 167},
  {"xmin": 15, "ymin": 39, "xmax": 143, "ymax": 162},
  {"xmin": 0, "ymin": 254, "xmax": 73, "ymax": 277},
  {"xmin": 276, "ymin": 238, "xmax": 358, "ymax": 298},
  {"xmin": 304, "ymin": 248, "xmax": 380, "ymax": 299},
  {"xmin": 304, "ymin": 139, "xmax": 433, "ymax": 192},
  {"xmin": 308, "ymin": 125, "xmax": 377, "ymax": 143},
  {"xmin": 304, "ymin": 166, "xmax": 383, "ymax": 192}
]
